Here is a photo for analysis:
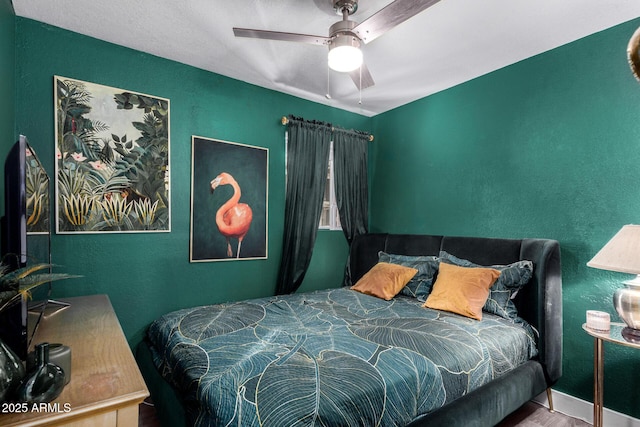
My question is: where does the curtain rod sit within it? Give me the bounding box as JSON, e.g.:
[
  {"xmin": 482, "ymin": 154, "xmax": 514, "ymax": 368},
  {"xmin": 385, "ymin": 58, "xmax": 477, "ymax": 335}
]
[{"xmin": 281, "ymin": 116, "xmax": 374, "ymax": 142}]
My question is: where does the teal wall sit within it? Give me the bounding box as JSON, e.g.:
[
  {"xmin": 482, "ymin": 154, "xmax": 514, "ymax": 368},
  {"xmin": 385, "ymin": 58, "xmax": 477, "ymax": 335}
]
[
  {"xmin": 0, "ymin": 0, "xmax": 15, "ymax": 214},
  {"xmin": 371, "ymin": 18, "xmax": 640, "ymax": 418},
  {"xmin": 13, "ymin": 18, "xmax": 367, "ymax": 346}
]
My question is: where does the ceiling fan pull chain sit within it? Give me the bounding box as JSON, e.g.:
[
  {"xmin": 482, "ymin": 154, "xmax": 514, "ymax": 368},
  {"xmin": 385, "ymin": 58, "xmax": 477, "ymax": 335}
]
[
  {"xmin": 359, "ymin": 66, "xmax": 362, "ymax": 104},
  {"xmin": 326, "ymin": 66, "xmax": 332, "ymax": 99}
]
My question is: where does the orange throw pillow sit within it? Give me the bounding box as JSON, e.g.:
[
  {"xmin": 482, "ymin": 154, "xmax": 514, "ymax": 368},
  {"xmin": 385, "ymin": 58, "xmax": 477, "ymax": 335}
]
[
  {"xmin": 424, "ymin": 262, "xmax": 500, "ymax": 320},
  {"xmin": 351, "ymin": 262, "xmax": 418, "ymax": 300}
]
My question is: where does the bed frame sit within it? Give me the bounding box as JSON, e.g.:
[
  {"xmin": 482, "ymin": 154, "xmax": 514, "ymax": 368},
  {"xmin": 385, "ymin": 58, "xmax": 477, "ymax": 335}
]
[
  {"xmin": 348, "ymin": 233, "xmax": 562, "ymax": 426},
  {"xmin": 137, "ymin": 233, "xmax": 562, "ymax": 427}
]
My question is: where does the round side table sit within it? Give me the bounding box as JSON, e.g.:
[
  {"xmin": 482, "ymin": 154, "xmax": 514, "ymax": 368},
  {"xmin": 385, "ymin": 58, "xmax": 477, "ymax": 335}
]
[{"xmin": 582, "ymin": 322, "xmax": 640, "ymax": 427}]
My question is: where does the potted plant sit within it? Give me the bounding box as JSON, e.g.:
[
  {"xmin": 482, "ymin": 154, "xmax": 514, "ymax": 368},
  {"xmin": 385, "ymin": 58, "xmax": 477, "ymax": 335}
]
[
  {"xmin": 0, "ymin": 262, "xmax": 78, "ymax": 313},
  {"xmin": 0, "ymin": 259, "xmax": 79, "ymax": 403}
]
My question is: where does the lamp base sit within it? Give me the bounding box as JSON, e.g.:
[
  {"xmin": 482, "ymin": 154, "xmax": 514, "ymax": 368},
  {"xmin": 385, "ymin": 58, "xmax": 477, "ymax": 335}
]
[
  {"xmin": 613, "ymin": 279, "xmax": 640, "ymax": 330},
  {"xmin": 621, "ymin": 327, "xmax": 640, "ymax": 343}
]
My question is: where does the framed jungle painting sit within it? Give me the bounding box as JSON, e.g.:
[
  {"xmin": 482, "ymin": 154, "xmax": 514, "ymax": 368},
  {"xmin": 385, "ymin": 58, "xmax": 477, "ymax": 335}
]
[{"xmin": 54, "ymin": 76, "xmax": 170, "ymax": 233}]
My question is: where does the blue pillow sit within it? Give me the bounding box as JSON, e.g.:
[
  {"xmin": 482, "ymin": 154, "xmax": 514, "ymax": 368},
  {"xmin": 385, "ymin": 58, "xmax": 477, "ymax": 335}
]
[
  {"xmin": 438, "ymin": 251, "xmax": 533, "ymax": 322},
  {"xmin": 378, "ymin": 252, "xmax": 439, "ymax": 302}
]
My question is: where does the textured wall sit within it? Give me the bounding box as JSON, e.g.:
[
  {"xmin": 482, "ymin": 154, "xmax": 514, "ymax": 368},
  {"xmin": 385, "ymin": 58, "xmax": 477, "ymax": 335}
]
[
  {"xmin": 370, "ymin": 18, "xmax": 640, "ymax": 418},
  {"xmin": 13, "ymin": 17, "xmax": 366, "ymax": 346},
  {"xmin": 0, "ymin": 0, "xmax": 15, "ymax": 214}
]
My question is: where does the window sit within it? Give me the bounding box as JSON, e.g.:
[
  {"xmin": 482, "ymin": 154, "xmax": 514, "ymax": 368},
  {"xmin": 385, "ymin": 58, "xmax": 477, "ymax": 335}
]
[
  {"xmin": 319, "ymin": 141, "xmax": 341, "ymax": 230},
  {"xmin": 285, "ymin": 133, "xmax": 341, "ymax": 231}
]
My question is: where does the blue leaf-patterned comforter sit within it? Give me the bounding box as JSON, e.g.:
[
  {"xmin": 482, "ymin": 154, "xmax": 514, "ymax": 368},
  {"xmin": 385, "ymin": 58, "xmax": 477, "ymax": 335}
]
[{"xmin": 147, "ymin": 288, "xmax": 537, "ymax": 426}]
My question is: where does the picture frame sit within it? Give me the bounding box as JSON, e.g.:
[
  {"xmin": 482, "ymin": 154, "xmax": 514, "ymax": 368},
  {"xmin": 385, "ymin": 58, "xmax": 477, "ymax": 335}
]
[
  {"xmin": 54, "ymin": 76, "xmax": 170, "ymax": 233},
  {"xmin": 190, "ymin": 136, "xmax": 268, "ymax": 262},
  {"xmin": 26, "ymin": 143, "xmax": 50, "ymax": 235}
]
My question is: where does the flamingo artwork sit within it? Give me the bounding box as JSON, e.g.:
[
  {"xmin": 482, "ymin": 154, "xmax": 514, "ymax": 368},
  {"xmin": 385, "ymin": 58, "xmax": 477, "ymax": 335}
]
[{"xmin": 210, "ymin": 172, "xmax": 253, "ymax": 258}]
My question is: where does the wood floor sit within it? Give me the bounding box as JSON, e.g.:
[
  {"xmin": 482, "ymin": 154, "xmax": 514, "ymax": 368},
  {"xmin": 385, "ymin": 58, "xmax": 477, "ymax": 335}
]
[
  {"xmin": 138, "ymin": 399, "xmax": 592, "ymax": 427},
  {"xmin": 497, "ymin": 401, "xmax": 591, "ymax": 427}
]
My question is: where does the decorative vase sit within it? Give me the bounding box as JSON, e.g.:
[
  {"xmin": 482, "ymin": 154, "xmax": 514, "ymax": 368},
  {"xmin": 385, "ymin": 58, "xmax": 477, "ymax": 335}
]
[
  {"xmin": 0, "ymin": 337, "xmax": 26, "ymax": 403},
  {"xmin": 613, "ymin": 282, "xmax": 640, "ymax": 337},
  {"xmin": 17, "ymin": 342, "xmax": 65, "ymax": 404}
]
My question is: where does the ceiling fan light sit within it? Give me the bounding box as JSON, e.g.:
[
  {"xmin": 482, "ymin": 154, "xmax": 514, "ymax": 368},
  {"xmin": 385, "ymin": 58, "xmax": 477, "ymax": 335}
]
[{"xmin": 328, "ymin": 38, "xmax": 363, "ymax": 72}]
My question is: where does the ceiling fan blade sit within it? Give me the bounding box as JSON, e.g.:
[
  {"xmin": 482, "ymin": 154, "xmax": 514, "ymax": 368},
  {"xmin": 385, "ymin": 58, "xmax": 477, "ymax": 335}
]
[
  {"xmin": 233, "ymin": 28, "xmax": 330, "ymax": 46},
  {"xmin": 349, "ymin": 63, "xmax": 375, "ymax": 90},
  {"xmin": 353, "ymin": 0, "xmax": 441, "ymax": 44}
]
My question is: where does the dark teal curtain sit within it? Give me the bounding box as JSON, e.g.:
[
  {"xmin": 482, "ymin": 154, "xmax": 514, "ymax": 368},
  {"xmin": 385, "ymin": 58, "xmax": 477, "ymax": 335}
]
[
  {"xmin": 333, "ymin": 129, "xmax": 369, "ymax": 286},
  {"xmin": 276, "ymin": 118, "xmax": 331, "ymax": 295},
  {"xmin": 333, "ymin": 129, "xmax": 369, "ymax": 244}
]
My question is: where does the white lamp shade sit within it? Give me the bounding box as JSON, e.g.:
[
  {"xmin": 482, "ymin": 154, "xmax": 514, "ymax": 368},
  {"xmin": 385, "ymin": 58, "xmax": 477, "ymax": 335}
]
[
  {"xmin": 328, "ymin": 45, "xmax": 362, "ymax": 72},
  {"xmin": 587, "ymin": 224, "xmax": 640, "ymax": 274}
]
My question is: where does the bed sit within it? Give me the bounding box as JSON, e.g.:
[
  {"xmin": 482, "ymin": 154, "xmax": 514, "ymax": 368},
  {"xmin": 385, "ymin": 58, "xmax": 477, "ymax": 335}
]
[{"xmin": 137, "ymin": 233, "xmax": 562, "ymax": 426}]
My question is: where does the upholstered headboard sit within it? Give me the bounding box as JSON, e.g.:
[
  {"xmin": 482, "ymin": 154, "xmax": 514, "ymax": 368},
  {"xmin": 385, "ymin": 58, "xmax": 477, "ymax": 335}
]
[{"xmin": 347, "ymin": 233, "xmax": 563, "ymax": 386}]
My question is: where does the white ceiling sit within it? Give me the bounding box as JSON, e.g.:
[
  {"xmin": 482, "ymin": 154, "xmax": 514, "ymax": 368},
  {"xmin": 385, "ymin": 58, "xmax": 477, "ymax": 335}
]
[{"xmin": 11, "ymin": 0, "xmax": 640, "ymax": 117}]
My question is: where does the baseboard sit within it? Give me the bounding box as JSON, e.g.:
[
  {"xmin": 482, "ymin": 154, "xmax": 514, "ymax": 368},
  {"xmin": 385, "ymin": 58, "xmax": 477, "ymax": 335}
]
[{"xmin": 534, "ymin": 389, "xmax": 640, "ymax": 426}]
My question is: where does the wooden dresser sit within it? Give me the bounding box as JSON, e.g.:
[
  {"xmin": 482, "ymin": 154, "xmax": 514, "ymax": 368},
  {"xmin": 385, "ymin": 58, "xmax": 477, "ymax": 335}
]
[{"xmin": 1, "ymin": 294, "xmax": 149, "ymax": 426}]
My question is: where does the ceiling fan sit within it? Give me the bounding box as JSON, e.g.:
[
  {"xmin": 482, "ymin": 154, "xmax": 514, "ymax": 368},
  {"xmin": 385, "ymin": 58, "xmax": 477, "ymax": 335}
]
[{"xmin": 233, "ymin": 0, "xmax": 441, "ymax": 90}]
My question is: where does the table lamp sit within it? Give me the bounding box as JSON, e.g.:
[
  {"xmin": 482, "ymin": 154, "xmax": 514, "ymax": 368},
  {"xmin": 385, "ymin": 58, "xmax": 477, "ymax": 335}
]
[{"xmin": 587, "ymin": 224, "xmax": 640, "ymax": 339}]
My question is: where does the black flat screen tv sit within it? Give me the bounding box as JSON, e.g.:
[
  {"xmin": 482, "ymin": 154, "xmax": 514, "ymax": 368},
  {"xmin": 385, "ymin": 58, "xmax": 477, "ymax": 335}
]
[
  {"xmin": 0, "ymin": 135, "xmax": 29, "ymax": 359},
  {"xmin": 0, "ymin": 135, "xmax": 55, "ymax": 360},
  {"xmin": 2, "ymin": 135, "xmax": 28, "ymax": 269}
]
